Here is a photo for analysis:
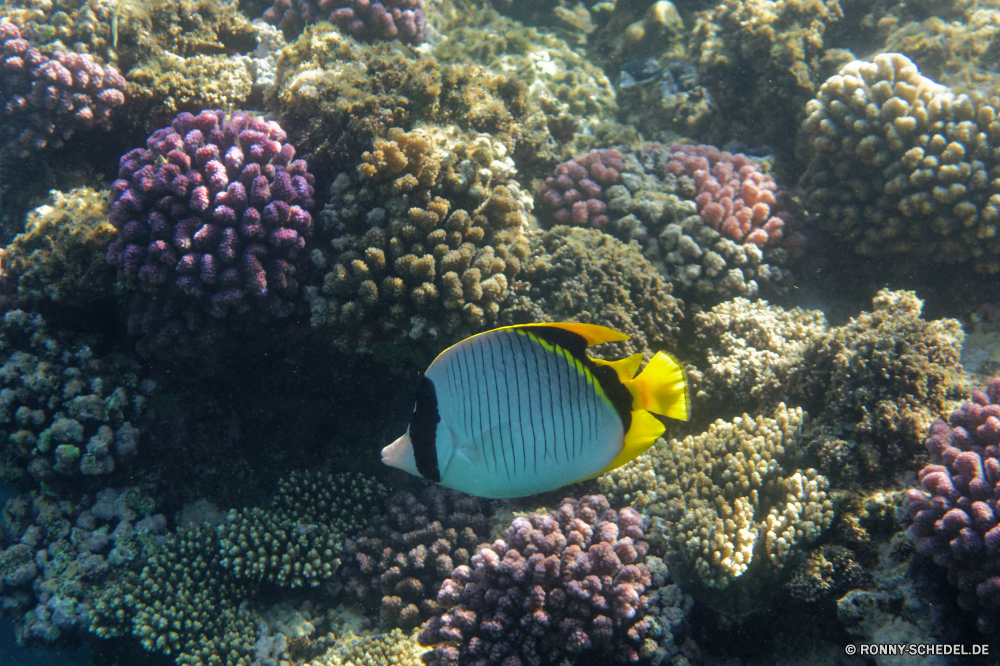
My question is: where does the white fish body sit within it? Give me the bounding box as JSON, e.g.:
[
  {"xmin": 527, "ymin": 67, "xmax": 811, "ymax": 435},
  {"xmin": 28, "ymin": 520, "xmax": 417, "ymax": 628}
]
[{"xmin": 382, "ymin": 322, "xmax": 689, "ymax": 498}]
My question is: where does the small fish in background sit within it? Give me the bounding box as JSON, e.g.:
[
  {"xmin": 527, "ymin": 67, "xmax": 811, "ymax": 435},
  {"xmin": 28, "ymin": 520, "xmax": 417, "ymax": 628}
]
[{"xmin": 382, "ymin": 322, "xmax": 690, "ymax": 498}]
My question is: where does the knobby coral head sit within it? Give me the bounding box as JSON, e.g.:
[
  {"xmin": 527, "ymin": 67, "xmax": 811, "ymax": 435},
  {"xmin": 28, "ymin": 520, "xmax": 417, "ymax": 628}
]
[
  {"xmin": 105, "ymin": 110, "xmax": 316, "ymax": 351},
  {"xmin": 419, "ymin": 494, "xmax": 652, "ymax": 666},
  {"xmin": 908, "ymin": 378, "xmax": 1000, "ymax": 632}
]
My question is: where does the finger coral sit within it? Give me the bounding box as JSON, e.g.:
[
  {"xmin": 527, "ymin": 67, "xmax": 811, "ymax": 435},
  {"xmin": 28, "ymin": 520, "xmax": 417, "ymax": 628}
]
[
  {"xmin": 598, "ymin": 403, "xmax": 834, "ymax": 588},
  {"xmin": 907, "ymin": 378, "xmax": 1000, "ymax": 633},
  {"xmin": 340, "ymin": 485, "xmax": 491, "ymax": 630},
  {"xmin": 418, "ymin": 495, "xmax": 653, "ymax": 666},
  {"xmin": 800, "ymin": 53, "xmax": 1000, "ymax": 273},
  {"xmin": 219, "ymin": 471, "xmax": 386, "ymax": 588},
  {"xmin": 263, "ymin": 0, "xmax": 428, "ymax": 45},
  {"xmin": 0, "ymin": 20, "xmax": 126, "ymax": 157},
  {"xmin": 308, "ymin": 126, "xmax": 530, "ymax": 359},
  {"xmin": 105, "ymin": 110, "xmax": 316, "ymax": 355}
]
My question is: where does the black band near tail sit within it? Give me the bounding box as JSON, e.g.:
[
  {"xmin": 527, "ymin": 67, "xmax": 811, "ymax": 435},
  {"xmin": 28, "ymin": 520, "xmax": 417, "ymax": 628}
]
[
  {"xmin": 410, "ymin": 375, "xmax": 441, "ymax": 482},
  {"xmin": 522, "ymin": 325, "xmax": 633, "ymax": 432}
]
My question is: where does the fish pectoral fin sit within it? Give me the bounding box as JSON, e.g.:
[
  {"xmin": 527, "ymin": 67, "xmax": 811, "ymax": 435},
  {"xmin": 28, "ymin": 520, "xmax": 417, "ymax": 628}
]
[
  {"xmin": 588, "ymin": 410, "xmax": 665, "ymax": 479},
  {"xmin": 628, "ymin": 351, "xmax": 690, "ymax": 421},
  {"xmin": 460, "ymin": 423, "xmax": 507, "ymax": 468},
  {"xmin": 590, "ymin": 353, "xmax": 643, "ymax": 384}
]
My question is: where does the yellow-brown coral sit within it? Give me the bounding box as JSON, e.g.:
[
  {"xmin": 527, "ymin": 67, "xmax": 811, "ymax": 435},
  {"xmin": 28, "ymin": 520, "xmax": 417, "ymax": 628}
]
[
  {"xmin": 598, "ymin": 403, "xmax": 834, "ymax": 588},
  {"xmin": 4, "ymin": 186, "xmax": 117, "ymax": 305}
]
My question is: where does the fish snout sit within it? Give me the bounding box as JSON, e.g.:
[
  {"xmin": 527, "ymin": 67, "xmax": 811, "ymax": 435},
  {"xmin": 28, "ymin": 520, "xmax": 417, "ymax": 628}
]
[{"xmin": 382, "ymin": 432, "xmax": 418, "ymax": 475}]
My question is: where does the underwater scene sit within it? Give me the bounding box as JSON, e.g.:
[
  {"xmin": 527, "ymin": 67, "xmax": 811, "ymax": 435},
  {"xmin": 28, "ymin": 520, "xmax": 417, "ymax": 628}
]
[{"xmin": 2, "ymin": 0, "xmax": 1000, "ymax": 664}]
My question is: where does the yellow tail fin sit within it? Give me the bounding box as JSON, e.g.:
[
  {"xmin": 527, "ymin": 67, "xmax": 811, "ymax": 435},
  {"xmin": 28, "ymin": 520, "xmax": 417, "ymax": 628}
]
[{"xmin": 629, "ymin": 351, "xmax": 690, "ymax": 422}]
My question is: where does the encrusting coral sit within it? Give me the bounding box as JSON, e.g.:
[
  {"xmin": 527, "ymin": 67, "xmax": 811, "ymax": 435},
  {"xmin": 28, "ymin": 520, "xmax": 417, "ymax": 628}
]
[
  {"xmin": 499, "ymin": 226, "xmax": 683, "ymax": 362},
  {"xmin": 790, "ymin": 289, "xmax": 969, "ymax": 482},
  {"xmin": 307, "ymin": 126, "xmax": 530, "ymax": 359},
  {"xmin": 690, "ymin": 297, "xmax": 828, "ymax": 417},
  {"xmin": 598, "ymin": 403, "xmax": 835, "ymax": 588},
  {"xmin": 799, "ymin": 53, "xmax": 1000, "ymax": 274},
  {"xmin": 3, "ymin": 186, "xmax": 117, "ymax": 307}
]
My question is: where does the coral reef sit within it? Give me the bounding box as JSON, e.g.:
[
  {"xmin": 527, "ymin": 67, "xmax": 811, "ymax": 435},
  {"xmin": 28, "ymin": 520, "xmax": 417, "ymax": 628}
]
[
  {"xmin": 341, "ymin": 485, "xmax": 491, "ymax": 630},
  {"xmin": 664, "ymin": 143, "xmax": 791, "ymax": 247},
  {"xmin": 691, "ymin": 297, "xmax": 828, "ymax": 416},
  {"xmin": 907, "ymin": 378, "xmax": 1000, "ymax": 633},
  {"xmin": 105, "ymin": 109, "xmax": 315, "ymax": 355},
  {"xmin": 0, "ymin": 310, "xmax": 153, "ymax": 492},
  {"xmin": 126, "ymin": 53, "xmax": 252, "ymax": 129},
  {"xmin": 273, "ymin": 24, "xmax": 532, "ymax": 174},
  {"xmin": 616, "ymin": 59, "xmax": 717, "ymax": 141},
  {"xmin": 306, "ymin": 628, "xmax": 425, "ymax": 666},
  {"xmin": 565, "ymin": 144, "xmax": 792, "ymax": 300},
  {"xmin": 431, "ymin": 3, "xmax": 619, "ymax": 157},
  {"xmin": 3, "ymin": 186, "xmax": 117, "ymax": 307},
  {"xmin": 307, "ymin": 126, "xmax": 529, "ymax": 359},
  {"xmin": 263, "ymin": 0, "xmax": 428, "ymax": 45},
  {"xmin": 799, "ymin": 53, "xmax": 1000, "ymax": 273},
  {"xmin": 91, "ymin": 523, "xmax": 264, "ymax": 666},
  {"xmin": 499, "ymin": 226, "xmax": 683, "ymax": 361},
  {"xmin": 791, "ymin": 289, "xmax": 968, "ymax": 483},
  {"xmin": 0, "ymin": 487, "xmax": 165, "ymax": 646},
  {"xmin": 598, "ymin": 403, "xmax": 834, "ymax": 588},
  {"xmin": 690, "ymin": 0, "xmax": 854, "ymax": 152},
  {"xmin": 219, "ymin": 471, "xmax": 386, "ymax": 588},
  {"xmin": 539, "ymin": 149, "xmax": 623, "ymax": 229},
  {"xmin": 0, "ymin": 20, "xmax": 126, "ymax": 157},
  {"xmin": 418, "ymin": 495, "xmax": 653, "ymax": 665}
]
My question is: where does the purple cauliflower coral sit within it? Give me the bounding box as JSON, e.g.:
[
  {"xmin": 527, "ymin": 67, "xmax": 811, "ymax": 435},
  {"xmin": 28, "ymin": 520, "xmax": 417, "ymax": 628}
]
[
  {"xmin": 1, "ymin": 20, "xmax": 126, "ymax": 156},
  {"xmin": 263, "ymin": 0, "xmax": 427, "ymax": 45},
  {"xmin": 539, "ymin": 149, "xmax": 623, "ymax": 229},
  {"xmin": 908, "ymin": 377, "xmax": 1000, "ymax": 632},
  {"xmin": 418, "ymin": 494, "xmax": 651, "ymax": 666},
  {"xmin": 106, "ymin": 110, "xmax": 315, "ymax": 353}
]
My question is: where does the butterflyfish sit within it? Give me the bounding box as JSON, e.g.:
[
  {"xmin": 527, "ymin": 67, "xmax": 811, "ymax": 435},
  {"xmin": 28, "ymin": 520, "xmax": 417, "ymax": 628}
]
[{"xmin": 381, "ymin": 322, "xmax": 690, "ymax": 498}]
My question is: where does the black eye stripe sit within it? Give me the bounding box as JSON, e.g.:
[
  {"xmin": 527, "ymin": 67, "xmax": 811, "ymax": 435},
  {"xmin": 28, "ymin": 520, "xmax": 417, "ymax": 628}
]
[{"xmin": 410, "ymin": 375, "xmax": 441, "ymax": 482}]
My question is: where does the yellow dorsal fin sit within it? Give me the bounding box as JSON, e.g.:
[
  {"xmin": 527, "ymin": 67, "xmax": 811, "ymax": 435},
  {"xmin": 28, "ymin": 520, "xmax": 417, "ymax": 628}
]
[
  {"xmin": 590, "ymin": 353, "xmax": 643, "ymax": 385},
  {"xmin": 523, "ymin": 321, "xmax": 630, "ymax": 346},
  {"xmin": 627, "ymin": 351, "xmax": 690, "ymax": 421},
  {"xmin": 587, "ymin": 410, "xmax": 665, "ymax": 479},
  {"xmin": 429, "ymin": 322, "xmax": 629, "ymax": 366}
]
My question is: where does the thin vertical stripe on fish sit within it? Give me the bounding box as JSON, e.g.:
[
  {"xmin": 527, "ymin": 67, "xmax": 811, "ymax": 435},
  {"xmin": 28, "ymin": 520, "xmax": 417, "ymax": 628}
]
[{"xmin": 382, "ymin": 322, "xmax": 690, "ymax": 498}]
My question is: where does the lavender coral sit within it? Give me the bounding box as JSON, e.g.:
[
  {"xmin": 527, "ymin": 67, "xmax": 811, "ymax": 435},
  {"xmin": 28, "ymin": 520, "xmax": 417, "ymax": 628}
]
[
  {"xmin": 418, "ymin": 495, "xmax": 651, "ymax": 666},
  {"xmin": 263, "ymin": 0, "xmax": 427, "ymax": 45},
  {"xmin": 0, "ymin": 21, "xmax": 125, "ymax": 156},
  {"xmin": 341, "ymin": 486, "xmax": 491, "ymax": 630},
  {"xmin": 664, "ymin": 143, "xmax": 789, "ymax": 247},
  {"xmin": 105, "ymin": 110, "xmax": 315, "ymax": 353},
  {"xmin": 539, "ymin": 149, "xmax": 624, "ymax": 229},
  {"xmin": 908, "ymin": 378, "xmax": 1000, "ymax": 633}
]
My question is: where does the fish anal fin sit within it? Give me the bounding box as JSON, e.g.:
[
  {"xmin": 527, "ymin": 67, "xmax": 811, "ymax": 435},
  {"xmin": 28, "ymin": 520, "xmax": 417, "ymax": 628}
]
[
  {"xmin": 591, "ymin": 353, "xmax": 643, "ymax": 384},
  {"xmin": 588, "ymin": 409, "xmax": 665, "ymax": 479},
  {"xmin": 628, "ymin": 351, "xmax": 690, "ymax": 422}
]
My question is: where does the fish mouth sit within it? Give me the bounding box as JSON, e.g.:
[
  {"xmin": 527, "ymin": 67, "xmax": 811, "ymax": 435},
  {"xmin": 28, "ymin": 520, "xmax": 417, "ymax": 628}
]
[{"xmin": 381, "ymin": 432, "xmax": 413, "ymax": 470}]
